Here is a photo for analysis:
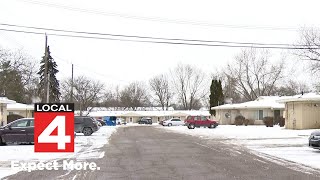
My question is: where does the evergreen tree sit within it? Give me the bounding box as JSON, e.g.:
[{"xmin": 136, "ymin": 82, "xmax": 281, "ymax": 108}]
[
  {"xmin": 0, "ymin": 60, "xmax": 25, "ymax": 102},
  {"xmin": 209, "ymin": 79, "xmax": 224, "ymax": 116},
  {"xmin": 37, "ymin": 46, "xmax": 60, "ymax": 102}
]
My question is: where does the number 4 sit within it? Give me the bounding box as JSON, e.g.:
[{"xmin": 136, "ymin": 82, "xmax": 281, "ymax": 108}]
[{"xmin": 38, "ymin": 116, "xmax": 71, "ymax": 150}]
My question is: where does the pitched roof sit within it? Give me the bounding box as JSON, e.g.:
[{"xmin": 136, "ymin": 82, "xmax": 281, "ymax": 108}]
[
  {"xmin": 0, "ymin": 97, "xmax": 16, "ymax": 104},
  {"xmin": 87, "ymin": 110, "xmax": 210, "ymax": 117},
  {"xmin": 211, "ymin": 96, "xmax": 287, "ymax": 110},
  {"xmin": 277, "ymin": 93, "xmax": 320, "ymax": 103},
  {"xmin": 7, "ymin": 103, "xmax": 34, "ymax": 110}
]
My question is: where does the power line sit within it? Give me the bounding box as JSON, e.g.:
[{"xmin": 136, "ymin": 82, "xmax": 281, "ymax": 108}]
[
  {"xmin": 0, "ymin": 23, "xmax": 301, "ymax": 47},
  {"xmin": 54, "ymin": 55, "xmax": 130, "ymax": 83},
  {"xmin": 14, "ymin": 0, "xmax": 300, "ymax": 31},
  {"xmin": 0, "ymin": 27, "xmax": 318, "ymax": 50}
]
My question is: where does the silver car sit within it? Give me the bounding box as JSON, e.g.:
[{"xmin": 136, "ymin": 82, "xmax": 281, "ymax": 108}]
[{"xmin": 163, "ymin": 118, "xmax": 185, "ymax": 127}]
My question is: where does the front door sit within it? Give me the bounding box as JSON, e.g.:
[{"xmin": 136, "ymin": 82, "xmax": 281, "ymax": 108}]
[{"xmin": 274, "ymin": 110, "xmax": 280, "ymax": 119}]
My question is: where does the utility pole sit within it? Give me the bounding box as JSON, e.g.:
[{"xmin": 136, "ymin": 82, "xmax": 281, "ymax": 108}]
[
  {"xmin": 70, "ymin": 63, "xmax": 74, "ymax": 102},
  {"xmin": 44, "ymin": 34, "xmax": 49, "ymax": 103}
]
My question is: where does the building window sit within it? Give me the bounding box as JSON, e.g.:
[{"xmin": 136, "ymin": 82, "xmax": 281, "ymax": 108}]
[
  {"xmin": 129, "ymin": 117, "xmax": 133, "ymax": 123},
  {"xmin": 258, "ymin": 110, "xmax": 263, "ymax": 120}
]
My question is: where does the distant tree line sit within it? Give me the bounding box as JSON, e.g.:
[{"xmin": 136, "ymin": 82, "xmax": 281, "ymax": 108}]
[{"xmin": 1, "ymin": 27, "xmax": 320, "ymax": 115}]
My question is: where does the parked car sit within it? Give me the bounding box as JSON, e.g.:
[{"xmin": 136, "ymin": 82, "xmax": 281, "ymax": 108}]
[
  {"xmin": 94, "ymin": 119, "xmax": 102, "ymax": 127},
  {"xmin": 163, "ymin": 118, "xmax": 185, "ymax": 126},
  {"xmin": 309, "ymin": 131, "xmax": 320, "ymax": 149},
  {"xmin": 74, "ymin": 116, "xmax": 100, "ymax": 136},
  {"xmin": 138, "ymin": 118, "xmax": 153, "ymax": 125},
  {"xmin": 0, "ymin": 118, "xmax": 34, "ymax": 145},
  {"xmin": 159, "ymin": 120, "xmax": 165, "ymax": 125},
  {"xmin": 185, "ymin": 116, "xmax": 218, "ymax": 129},
  {"xmin": 96, "ymin": 119, "xmax": 106, "ymax": 126},
  {"xmin": 116, "ymin": 118, "xmax": 126, "ymax": 125}
]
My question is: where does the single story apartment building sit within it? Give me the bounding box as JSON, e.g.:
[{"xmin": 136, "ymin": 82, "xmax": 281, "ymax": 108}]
[
  {"xmin": 6, "ymin": 103, "xmax": 34, "ymax": 123},
  {"xmin": 87, "ymin": 110, "xmax": 211, "ymax": 123},
  {"xmin": 277, "ymin": 93, "xmax": 320, "ymax": 130},
  {"xmin": 0, "ymin": 97, "xmax": 16, "ymax": 125},
  {"xmin": 211, "ymin": 96, "xmax": 287, "ymax": 125}
]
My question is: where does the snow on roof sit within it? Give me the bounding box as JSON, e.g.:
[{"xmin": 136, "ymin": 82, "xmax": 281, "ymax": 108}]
[
  {"xmin": 7, "ymin": 103, "xmax": 34, "ymax": 110},
  {"xmin": 87, "ymin": 110, "xmax": 210, "ymax": 117},
  {"xmin": 277, "ymin": 92, "xmax": 320, "ymax": 103},
  {"xmin": 0, "ymin": 97, "xmax": 16, "ymax": 104},
  {"xmin": 87, "ymin": 106, "xmax": 175, "ymax": 111},
  {"xmin": 211, "ymin": 96, "xmax": 287, "ymax": 110}
]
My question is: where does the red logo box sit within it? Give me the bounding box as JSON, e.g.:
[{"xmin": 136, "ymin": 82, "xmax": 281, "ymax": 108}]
[{"xmin": 34, "ymin": 103, "xmax": 74, "ymax": 152}]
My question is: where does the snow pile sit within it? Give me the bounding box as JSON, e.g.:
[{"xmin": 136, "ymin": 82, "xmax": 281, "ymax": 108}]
[{"xmin": 159, "ymin": 125, "xmax": 320, "ymax": 170}]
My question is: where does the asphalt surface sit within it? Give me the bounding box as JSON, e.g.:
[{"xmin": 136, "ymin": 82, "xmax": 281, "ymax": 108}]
[{"xmin": 6, "ymin": 126, "xmax": 320, "ymax": 180}]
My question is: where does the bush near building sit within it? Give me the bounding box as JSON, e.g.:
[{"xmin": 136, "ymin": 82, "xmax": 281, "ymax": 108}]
[
  {"xmin": 235, "ymin": 115, "xmax": 245, "ymax": 126},
  {"xmin": 263, "ymin": 116, "xmax": 274, "ymax": 127}
]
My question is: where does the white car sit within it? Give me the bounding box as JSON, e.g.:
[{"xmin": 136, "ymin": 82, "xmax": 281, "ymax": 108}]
[
  {"xmin": 116, "ymin": 118, "xmax": 126, "ymax": 125},
  {"xmin": 162, "ymin": 118, "xmax": 185, "ymax": 127}
]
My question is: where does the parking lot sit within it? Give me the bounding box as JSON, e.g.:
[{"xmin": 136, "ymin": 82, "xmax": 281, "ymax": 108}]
[{"xmin": 2, "ymin": 125, "xmax": 320, "ymax": 179}]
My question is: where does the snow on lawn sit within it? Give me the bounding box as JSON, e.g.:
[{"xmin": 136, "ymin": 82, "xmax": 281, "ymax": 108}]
[
  {"xmin": 0, "ymin": 126, "xmax": 117, "ymax": 179},
  {"xmin": 158, "ymin": 125, "xmax": 320, "ymax": 170}
]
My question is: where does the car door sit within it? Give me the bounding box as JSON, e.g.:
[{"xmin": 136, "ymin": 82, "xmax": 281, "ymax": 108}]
[
  {"xmin": 25, "ymin": 119, "xmax": 34, "ymax": 143},
  {"xmin": 201, "ymin": 116, "xmax": 209, "ymax": 126},
  {"xmin": 172, "ymin": 119, "xmax": 181, "ymax": 126},
  {"xmin": 176, "ymin": 119, "xmax": 184, "ymax": 126},
  {"xmin": 74, "ymin": 117, "xmax": 84, "ymax": 133},
  {"xmin": 3, "ymin": 119, "xmax": 28, "ymax": 143},
  {"xmin": 169, "ymin": 119, "xmax": 176, "ymax": 125},
  {"xmin": 194, "ymin": 116, "xmax": 201, "ymax": 126}
]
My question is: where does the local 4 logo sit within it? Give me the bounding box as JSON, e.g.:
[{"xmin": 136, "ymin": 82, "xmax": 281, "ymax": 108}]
[{"xmin": 34, "ymin": 103, "xmax": 75, "ymax": 152}]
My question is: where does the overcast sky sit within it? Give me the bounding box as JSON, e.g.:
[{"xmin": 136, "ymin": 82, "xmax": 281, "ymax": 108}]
[{"xmin": 0, "ymin": 0, "xmax": 319, "ymax": 88}]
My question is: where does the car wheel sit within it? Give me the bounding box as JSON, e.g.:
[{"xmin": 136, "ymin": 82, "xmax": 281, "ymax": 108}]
[
  {"xmin": 189, "ymin": 124, "xmax": 195, "ymax": 129},
  {"xmin": 209, "ymin": 124, "xmax": 215, "ymax": 128},
  {"xmin": 83, "ymin": 127, "xmax": 93, "ymax": 136},
  {"xmin": 168, "ymin": 123, "xmax": 172, "ymax": 127}
]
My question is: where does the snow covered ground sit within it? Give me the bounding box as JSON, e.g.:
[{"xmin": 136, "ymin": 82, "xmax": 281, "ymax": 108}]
[
  {"xmin": 158, "ymin": 125, "xmax": 320, "ymax": 170},
  {"xmin": 0, "ymin": 126, "xmax": 117, "ymax": 179}
]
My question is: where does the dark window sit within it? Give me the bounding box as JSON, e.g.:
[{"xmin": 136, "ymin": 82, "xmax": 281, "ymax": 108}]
[
  {"xmin": 258, "ymin": 110, "xmax": 263, "ymax": 120},
  {"xmin": 74, "ymin": 117, "xmax": 83, "ymax": 123},
  {"xmin": 11, "ymin": 120, "xmax": 28, "ymax": 127},
  {"xmin": 194, "ymin": 116, "xmax": 200, "ymax": 121},
  {"xmin": 201, "ymin": 116, "xmax": 207, "ymax": 120},
  {"xmin": 29, "ymin": 119, "xmax": 34, "ymax": 127}
]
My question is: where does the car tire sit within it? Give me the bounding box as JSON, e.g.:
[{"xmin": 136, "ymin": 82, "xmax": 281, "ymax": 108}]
[
  {"xmin": 209, "ymin": 124, "xmax": 215, "ymax": 128},
  {"xmin": 83, "ymin": 127, "xmax": 93, "ymax": 136},
  {"xmin": 188, "ymin": 124, "xmax": 195, "ymax": 129},
  {"xmin": 168, "ymin": 123, "xmax": 172, "ymax": 127},
  {"xmin": 0, "ymin": 137, "xmax": 6, "ymax": 146}
]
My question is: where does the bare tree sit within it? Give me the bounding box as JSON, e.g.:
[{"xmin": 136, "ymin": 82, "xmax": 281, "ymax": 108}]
[
  {"xmin": 225, "ymin": 49, "xmax": 284, "ymax": 101},
  {"xmin": 101, "ymin": 86, "xmax": 122, "ymax": 108},
  {"xmin": 0, "ymin": 47, "xmax": 38, "ymax": 103},
  {"xmin": 61, "ymin": 76, "xmax": 104, "ymax": 115},
  {"xmin": 296, "ymin": 28, "xmax": 320, "ymax": 73},
  {"xmin": 171, "ymin": 63, "xmax": 206, "ymax": 110},
  {"xmin": 273, "ymin": 80, "xmax": 310, "ymax": 96},
  {"xmin": 120, "ymin": 82, "xmax": 150, "ymax": 110},
  {"xmin": 149, "ymin": 74, "xmax": 172, "ymax": 110}
]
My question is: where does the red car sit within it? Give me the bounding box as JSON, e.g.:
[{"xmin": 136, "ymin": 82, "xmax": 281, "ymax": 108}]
[{"xmin": 185, "ymin": 115, "xmax": 218, "ymax": 129}]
